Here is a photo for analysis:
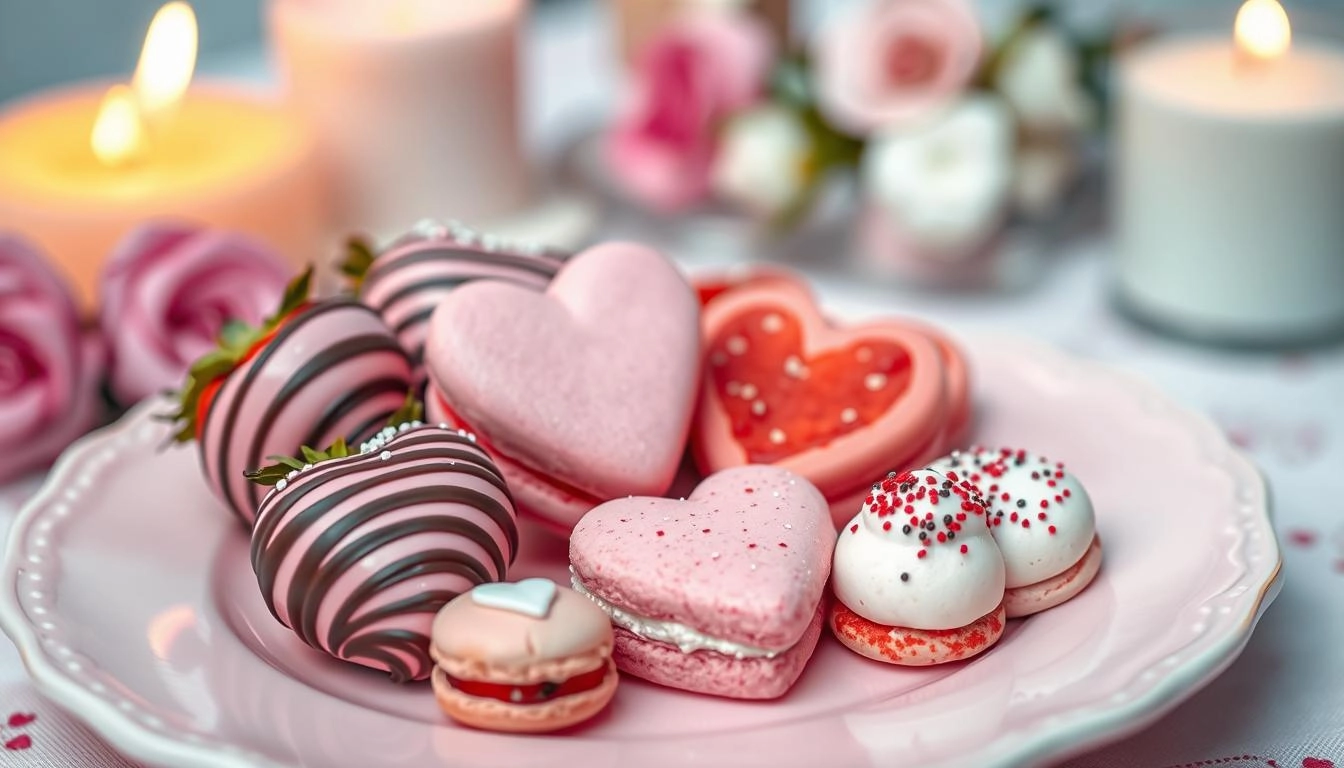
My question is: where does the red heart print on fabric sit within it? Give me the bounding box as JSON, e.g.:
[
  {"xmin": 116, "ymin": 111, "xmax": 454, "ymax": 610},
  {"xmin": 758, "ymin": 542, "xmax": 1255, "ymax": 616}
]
[{"xmin": 6, "ymin": 712, "xmax": 35, "ymax": 728}]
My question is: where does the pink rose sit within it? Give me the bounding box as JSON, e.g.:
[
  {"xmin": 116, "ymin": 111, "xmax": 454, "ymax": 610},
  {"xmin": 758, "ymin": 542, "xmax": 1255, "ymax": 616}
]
[
  {"xmin": 98, "ymin": 223, "xmax": 291, "ymax": 405},
  {"xmin": 607, "ymin": 11, "xmax": 774, "ymax": 211},
  {"xmin": 0, "ymin": 235, "xmax": 105, "ymax": 484},
  {"xmin": 813, "ymin": 0, "xmax": 982, "ymax": 135}
]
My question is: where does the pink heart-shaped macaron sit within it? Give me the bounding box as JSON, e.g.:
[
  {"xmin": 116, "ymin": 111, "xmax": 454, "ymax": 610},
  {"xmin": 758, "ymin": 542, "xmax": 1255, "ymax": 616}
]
[
  {"xmin": 425, "ymin": 242, "xmax": 701, "ymax": 529},
  {"xmin": 569, "ymin": 465, "xmax": 834, "ymax": 698}
]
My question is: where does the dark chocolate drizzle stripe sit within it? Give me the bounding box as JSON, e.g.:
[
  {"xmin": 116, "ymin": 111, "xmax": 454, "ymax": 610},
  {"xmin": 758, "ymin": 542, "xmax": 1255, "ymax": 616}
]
[
  {"xmin": 251, "ymin": 436, "xmax": 515, "ymax": 578},
  {"xmin": 208, "ymin": 301, "xmax": 350, "ymax": 520},
  {"xmin": 364, "ymin": 246, "xmax": 561, "ymax": 287},
  {"xmin": 248, "ymin": 428, "xmax": 518, "ymax": 683},
  {"xmin": 301, "ymin": 376, "xmax": 410, "ymax": 451},
  {"xmin": 291, "ymin": 506, "xmax": 507, "ymax": 648},
  {"xmin": 392, "ymin": 306, "xmax": 435, "ymax": 337},
  {"xmin": 345, "ymin": 631, "xmax": 432, "ymax": 684},
  {"xmin": 251, "ymin": 431, "xmax": 510, "ymax": 521},
  {"xmin": 241, "ymin": 331, "xmax": 408, "ymax": 511},
  {"xmin": 326, "ymin": 554, "xmax": 487, "ymax": 649},
  {"xmin": 374, "ymin": 274, "xmax": 547, "ymax": 317}
]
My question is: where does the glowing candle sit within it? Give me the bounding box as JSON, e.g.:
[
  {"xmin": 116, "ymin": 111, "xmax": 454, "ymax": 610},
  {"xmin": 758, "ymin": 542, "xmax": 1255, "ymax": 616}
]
[
  {"xmin": 1115, "ymin": 0, "xmax": 1344, "ymax": 343},
  {"xmin": 0, "ymin": 2, "xmax": 326, "ymax": 313}
]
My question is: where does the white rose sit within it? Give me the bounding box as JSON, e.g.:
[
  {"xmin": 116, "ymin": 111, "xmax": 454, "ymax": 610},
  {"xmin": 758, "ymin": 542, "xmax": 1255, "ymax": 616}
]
[
  {"xmin": 711, "ymin": 106, "xmax": 813, "ymax": 219},
  {"xmin": 862, "ymin": 95, "xmax": 1014, "ymax": 250},
  {"xmin": 995, "ymin": 25, "xmax": 1095, "ymax": 134}
]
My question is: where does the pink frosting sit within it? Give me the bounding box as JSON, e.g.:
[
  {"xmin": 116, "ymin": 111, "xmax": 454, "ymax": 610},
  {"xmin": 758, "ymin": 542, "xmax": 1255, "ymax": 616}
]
[
  {"xmin": 813, "ymin": 0, "xmax": 982, "ymax": 134},
  {"xmin": 569, "ymin": 465, "xmax": 834, "ymax": 651},
  {"xmin": 607, "ymin": 11, "xmax": 774, "ymax": 211},
  {"xmin": 99, "ymin": 223, "xmax": 290, "ymax": 406},
  {"xmin": 0, "ymin": 234, "xmax": 105, "ymax": 484},
  {"xmin": 200, "ymin": 301, "xmax": 411, "ymax": 526}
]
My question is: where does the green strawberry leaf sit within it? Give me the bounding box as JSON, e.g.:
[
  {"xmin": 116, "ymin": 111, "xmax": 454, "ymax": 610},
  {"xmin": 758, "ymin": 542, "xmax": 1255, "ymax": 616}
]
[
  {"xmin": 245, "ymin": 437, "xmax": 352, "ymax": 488},
  {"xmin": 341, "ymin": 236, "xmax": 378, "ymax": 294},
  {"xmin": 386, "ymin": 391, "xmax": 424, "ymax": 429},
  {"xmin": 164, "ymin": 266, "xmax": 316, "ymax": 443}
]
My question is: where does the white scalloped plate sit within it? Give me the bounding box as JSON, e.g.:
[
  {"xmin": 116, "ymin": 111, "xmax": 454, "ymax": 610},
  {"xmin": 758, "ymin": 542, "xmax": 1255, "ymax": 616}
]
[{"xmin": 0, "ymin": 335, "xmax": 1281, "ymax": 768}]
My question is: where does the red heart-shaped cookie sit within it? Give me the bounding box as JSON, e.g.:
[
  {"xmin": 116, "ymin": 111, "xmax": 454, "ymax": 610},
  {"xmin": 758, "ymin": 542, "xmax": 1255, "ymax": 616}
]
[{"xmin": 694, "ymin": 281, "xmax": 966, "ymax": 524}]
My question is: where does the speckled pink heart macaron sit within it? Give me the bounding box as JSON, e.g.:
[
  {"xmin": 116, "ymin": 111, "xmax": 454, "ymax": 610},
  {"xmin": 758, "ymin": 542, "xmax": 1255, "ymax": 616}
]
[
  {"xmin": 424, "ymin": 242, "xmax": 701, "ymax": 534},
  {"xmin": 569, "ymin": 465, "xmax": 834, "ymax": 700}
]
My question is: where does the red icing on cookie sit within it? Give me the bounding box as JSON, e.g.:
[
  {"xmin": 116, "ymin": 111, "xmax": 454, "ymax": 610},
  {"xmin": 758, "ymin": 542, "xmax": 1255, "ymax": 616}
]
[
  {"xmin": 829, "ymin": 600, "xmax": 1005, "ymax": 666},
  {"xmin": 707, "ymin": 307, "xmax": 912, "ymax": 464}
]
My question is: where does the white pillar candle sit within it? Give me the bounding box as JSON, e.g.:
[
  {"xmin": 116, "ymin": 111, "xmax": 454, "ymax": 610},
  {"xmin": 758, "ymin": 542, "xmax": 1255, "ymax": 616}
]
[
  {"xmin": 269, "ymin": 0, "xmax": 531, "ymax": 239},
  {"xmin": 1114, "ymin": 1, "xmax": 1344, "ymax": 343}
]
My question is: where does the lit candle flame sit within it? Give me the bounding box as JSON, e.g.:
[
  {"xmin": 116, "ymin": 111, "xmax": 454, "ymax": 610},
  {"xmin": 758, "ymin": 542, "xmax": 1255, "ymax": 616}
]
[
  {"xmin": 91, "ymin": 85, "xmax": 148, "ymax": 168},
  {"xmin": 90, "ymin": 2, "xmax": 198, "ymax": 167},
  {"xmin": 1235, "ymin": 0, "xmax": 1292, "ymax": 62}
]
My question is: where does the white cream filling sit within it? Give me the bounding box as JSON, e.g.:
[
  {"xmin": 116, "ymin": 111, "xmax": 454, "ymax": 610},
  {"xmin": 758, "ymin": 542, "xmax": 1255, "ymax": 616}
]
[{"xmin": 569, "ymin": 569, "xmax": 782, "ymax": 660}]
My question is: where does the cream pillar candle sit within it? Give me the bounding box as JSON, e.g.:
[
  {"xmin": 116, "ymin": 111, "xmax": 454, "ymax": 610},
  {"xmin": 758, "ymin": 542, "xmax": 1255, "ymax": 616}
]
[
  {"xmin": 0, "ymin": 4, "xmax": 325, "ymax": 313},
  {"xmin": 1114, "ymin": 0, "xmax": 1344, "ymax": 343},
  {"xmin": 269, "ymin": 0, "xmax": 531, "ymax": 240}
]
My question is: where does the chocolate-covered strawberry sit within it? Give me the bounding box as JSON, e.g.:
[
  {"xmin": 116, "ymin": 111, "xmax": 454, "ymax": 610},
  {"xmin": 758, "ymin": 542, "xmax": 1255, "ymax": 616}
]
[
  {"xmin": 166, "ymin": 268, "xmax": 413, "ymax": 527},
  {"xmin": 344, "ymin": 220, "xmax": 567, "ymax": 390},
  {"xmin": 246, "ymin": 415, "xmax": 520, "ymax": 683}
]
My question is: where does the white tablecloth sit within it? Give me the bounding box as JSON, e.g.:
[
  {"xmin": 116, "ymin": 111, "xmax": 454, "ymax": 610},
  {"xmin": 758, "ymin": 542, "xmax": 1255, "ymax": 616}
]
[{"xmin": 2, "ymin": 1, "xmax": 1342, "ymax": 765}]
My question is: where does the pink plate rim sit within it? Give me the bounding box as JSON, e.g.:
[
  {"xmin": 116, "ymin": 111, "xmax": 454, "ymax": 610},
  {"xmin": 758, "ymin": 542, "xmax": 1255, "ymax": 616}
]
[{"xmin": 0, "ymin": 333, "xmax": 1283, "ymax": 768}]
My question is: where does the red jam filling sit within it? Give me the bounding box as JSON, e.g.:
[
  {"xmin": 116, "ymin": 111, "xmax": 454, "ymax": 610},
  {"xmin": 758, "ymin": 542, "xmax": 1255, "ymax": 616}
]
[
  {"xmin": 707, "ymin": 307, "xmax": 912, "ymax": 464},
  {"xmin": 445, "ymin": 663, "xmax": 609, "ymax": 705}
]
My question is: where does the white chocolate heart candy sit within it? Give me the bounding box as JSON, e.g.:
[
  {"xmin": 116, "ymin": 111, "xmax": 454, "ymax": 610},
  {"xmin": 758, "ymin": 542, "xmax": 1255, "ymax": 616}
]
[{"xmin": 471, "ymin": 578, "xmax": 559, "ymax": 619}]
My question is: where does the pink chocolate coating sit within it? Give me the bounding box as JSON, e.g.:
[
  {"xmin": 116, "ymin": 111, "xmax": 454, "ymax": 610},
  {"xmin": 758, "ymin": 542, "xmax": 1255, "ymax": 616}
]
[
  {"xmin": 569, "ymin": 465, "xmax": 834, "ymax": 653},
  {"xmin": 359, "ymin": 231, "xmax": 565, "ymax": 389},
  {"xmin": 693, "ymin": 281, "xmax": 955, "ymax": 525},
  {"xmin": 200, "ymin": 300, "xmax": 412, "ymax": 526},
  {"xmin": 424, "ymin": 242, "xmax": 701, "ymax": 531},
  {"xmin": 250, "ymin": 425, "xmax": 520, "ymax": 683}
]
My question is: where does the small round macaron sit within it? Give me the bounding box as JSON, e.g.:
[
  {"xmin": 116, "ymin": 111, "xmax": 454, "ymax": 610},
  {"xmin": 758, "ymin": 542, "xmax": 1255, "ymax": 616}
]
[
  {"xmin": 929, "ymin": 447, "xmax": 1101, "ymax": 618},
  {"xmin": 830, "ymin": 469, "xmax": 1007, "ymax": 666},
  {"xmin": 430, "ymin": 578, "xmax": 618, "ymax": 733}
]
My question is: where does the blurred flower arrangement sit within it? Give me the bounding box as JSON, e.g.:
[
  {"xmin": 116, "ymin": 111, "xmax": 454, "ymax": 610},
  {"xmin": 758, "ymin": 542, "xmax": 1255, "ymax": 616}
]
[
  {"xmin": 606, "ymin": 0, "xmax": 1119, "ymax": 273},
  {"xmin": 0, "ymin": 226, "xmax": 289, "ymax": 482}
]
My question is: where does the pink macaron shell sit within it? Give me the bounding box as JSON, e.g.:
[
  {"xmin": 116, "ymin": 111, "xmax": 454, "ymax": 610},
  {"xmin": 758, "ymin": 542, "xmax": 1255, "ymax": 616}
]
[
  {"xmin": 1004, "ymin": 535, "xmax": 1103, "ymax": 618},
  {"xmin": 362, "ymin": 252, "xmax": 554, "ymax": 381},
  {"xmin": 431, "ymin": 586, "xmax": 613, "ymax": 683},
  {"xmin": 694, "ymin": 282, "xmax": 950, "ymax": 503},
  {"xmin": 611, "ymin": 602, "xmax": 825, "ymax": 700},
  {"xmin": 569, "ymin": 465, "xmax": 833, "ymax": 651},
  {"xmin": 426, "ymin": 383, "xmax": 598, "ymax": 535},
  {"xmin": 425, "ymin": 242, "xmax": 701, "ymax": 504}
]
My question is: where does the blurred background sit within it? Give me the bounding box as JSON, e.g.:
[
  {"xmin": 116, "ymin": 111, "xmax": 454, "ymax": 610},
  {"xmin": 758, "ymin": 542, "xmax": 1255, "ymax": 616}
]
[{"xmin": 4, "ymin": 0, "xmax": 1343, "ymax": 101}]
